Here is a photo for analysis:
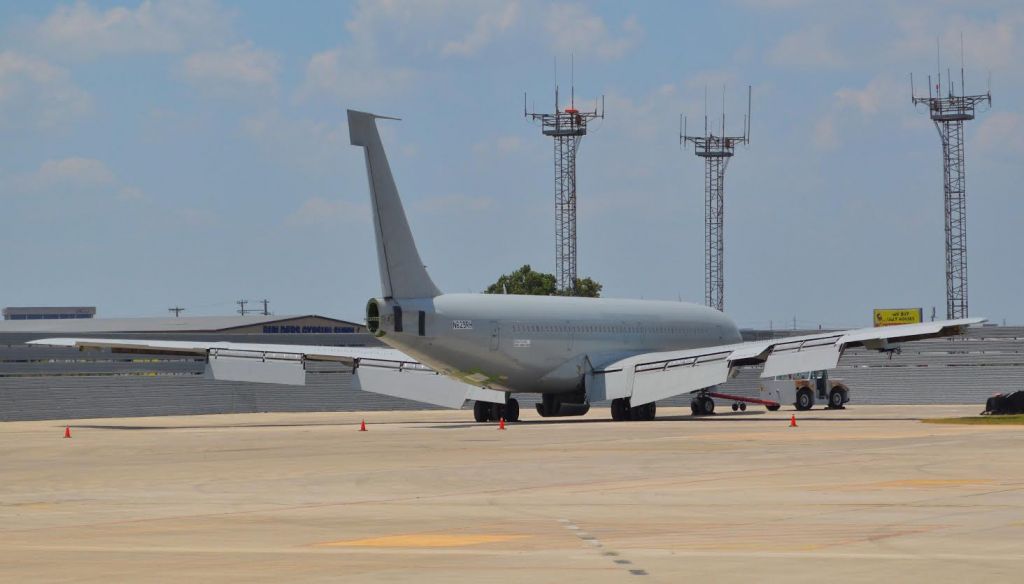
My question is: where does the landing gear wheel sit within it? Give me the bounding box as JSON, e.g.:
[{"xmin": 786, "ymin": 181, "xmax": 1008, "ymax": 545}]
[
  {"xmin": 690, "ymin": 400, "xmax": 700, "ymax": 416},
  {"xmin": 505, "ymin": 398, "xmax": 520, "ymax": 422},
  {"xmin": 739, "ymin": 402, "xmax": 747, "ymax": 411},
  {"xmin": 731, "ymin": 403, "xmax": 739, "ymax": 412},
  {"xmin": 766, "ymin": 404, "xmax": 781, "ymax": 412},
  {"xmin": 699, "ymin": 396, "xmax": 715, "ymax": 416},
  {"xmin": 473, "ymin": 400, "xmax": 491, "ymax": 423},
  {"xmin": 796, "ymin": 389, "xmax": 813, "ymax": 411},
  {"xmin": 645, "ymin": 401, "xmax": 657, "ymax": 421},
  {"xmin": 829, "ymin": 390, "xmax": 845, "ymax": 409},
  {"xmin": 611, "ymin": 398, "xmax": 627, "ymax": 421},
  {"xmin": 629, "ymin": 401, "xmax": 656, "ymax": 421}
]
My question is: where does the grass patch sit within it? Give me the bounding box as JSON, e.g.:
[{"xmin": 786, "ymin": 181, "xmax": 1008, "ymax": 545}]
[{"xmin": 923, "ymin": 414, "xmax": 1024, "ymax": 425}]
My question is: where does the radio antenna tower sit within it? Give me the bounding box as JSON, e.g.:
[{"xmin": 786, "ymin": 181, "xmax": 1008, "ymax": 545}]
[
  {"xmin": 525, "ymin": 58, "xmax": 604, "ymax": 294},
  {"xmin": 911, "ymin": 38, "xmax": 991, "ymax": 319},
  {"xmin": 681, "ymin": 86, "xmax": 751, "ymax": 312}
]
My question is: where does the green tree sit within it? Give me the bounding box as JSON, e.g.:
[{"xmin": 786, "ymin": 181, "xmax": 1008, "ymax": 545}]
[
  {"xmin": 484, "ymin": 265, "xmax": 602, "ymax": 298},
  {"xmin": 571, "ymin": 277, "xmax": 603, "ymax": 298}
]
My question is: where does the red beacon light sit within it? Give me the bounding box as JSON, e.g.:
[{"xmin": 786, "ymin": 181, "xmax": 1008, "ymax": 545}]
[{"xmin": 564, "ymin": 108, "xmax": 579, "ymax": 114}]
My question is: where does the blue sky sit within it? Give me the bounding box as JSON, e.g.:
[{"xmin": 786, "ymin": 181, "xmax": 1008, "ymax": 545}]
[{"xmin": 1, "ymin": 0, "xmax": 1022, "ymax": 328}]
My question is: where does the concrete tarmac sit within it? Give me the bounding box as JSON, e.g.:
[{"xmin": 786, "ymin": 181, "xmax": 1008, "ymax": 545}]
[{"xmin": 2, "ymin": 405, "xmax": 1023, "ymax": 583}]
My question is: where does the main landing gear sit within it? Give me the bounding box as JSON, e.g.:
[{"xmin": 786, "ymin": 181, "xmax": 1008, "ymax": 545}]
[
  {"xmin": 690, "ymin": 393, "xmax": 715, "ymax": 416},
  {"xmin": 473, "ymin": 398, "xmax": 520, "ymax": 423},
  {"xmin": 609, "ymin": 398, "xmax": 656, "ymax": 421}
]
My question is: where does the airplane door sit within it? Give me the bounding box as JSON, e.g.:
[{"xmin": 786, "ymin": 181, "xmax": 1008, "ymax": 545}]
[{"xmin": 489, "ymin": 321, "xmax": 499, "ymax": 351}]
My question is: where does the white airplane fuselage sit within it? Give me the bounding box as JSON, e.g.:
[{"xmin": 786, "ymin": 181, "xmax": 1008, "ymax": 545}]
[{"xmin": 369, "ymin": 293, "xmax": 742, "ymax": 394}]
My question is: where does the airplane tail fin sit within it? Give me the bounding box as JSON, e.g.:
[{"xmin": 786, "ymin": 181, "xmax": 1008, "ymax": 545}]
[{"xmin": 348, "ymin": 110, "xmax": 441, "ymax": 299}]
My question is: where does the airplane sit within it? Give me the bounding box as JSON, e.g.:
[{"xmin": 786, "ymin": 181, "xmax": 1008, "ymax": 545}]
[{"xmin": 31, "ymin": 110, "xmax": 984, "ymax": 423}]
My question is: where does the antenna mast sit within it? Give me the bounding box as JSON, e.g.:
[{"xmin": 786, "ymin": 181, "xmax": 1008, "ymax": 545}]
[
  {"xmin": 525, "ymin": 58, "xmax": 605, "ymax": 294},
  {"xmin": 911, "ymin": 38, "xmax": 991, "ymax": 319},
  {"xmin": 681, "ymin": 85, "xmax": 752, "ymax": 312}
]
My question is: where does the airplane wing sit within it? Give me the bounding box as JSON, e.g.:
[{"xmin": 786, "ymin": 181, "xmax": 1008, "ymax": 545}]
[
  {"xmin": 586, "ymin": 318, "xmax": 985, "ymax": 407},
  {"xmin": 27, "ymin": 337, "xmax": 507, "ymax": 409}
]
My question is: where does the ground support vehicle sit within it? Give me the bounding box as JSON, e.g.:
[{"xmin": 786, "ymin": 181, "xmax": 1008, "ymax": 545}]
[{"xmin": 758, "ymin": 370, "xmax": 850, "ymax": 411}]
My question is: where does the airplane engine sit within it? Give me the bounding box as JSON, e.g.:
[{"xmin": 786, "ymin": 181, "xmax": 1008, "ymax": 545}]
[{"xmin": 365, "ymin": 298, "xmax": 404, "ymax": 338}]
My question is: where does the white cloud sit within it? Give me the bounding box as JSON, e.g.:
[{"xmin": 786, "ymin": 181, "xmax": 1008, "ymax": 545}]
[
  {"xmin": 974, "ymin": 111, "xmax": 1024, "ymax": 157},
  {"xmin": 177, "ymin": 207, "xmax": 218, "ymax": 227},
  {"xmin": 183, "ymin": 42, "xmax": 280, "ymax": 92},
  {"xmin": 0, "ymin": 51, "xmax": 91, "ymax": 128},
  {"xmin": 834, "ymin": 75, "xmax": 903, "ymax": 116},
  {"xmin": 4, "ymin": 157, "xmax": 153, "ymax": 205},
  {"xmin": 35, "ymin": 0, "xmax": 232, "ymax": 58},
  {"xmin": 767, "ymin": 25, "xmax": 845, "ymax": 68},
  {"xmin": 27, "ymin": 157, "xmax": 115, "ymax": 189},
  {"xmin": 473, "ymin": 135, "xmax": 524, "ymax": 155},
  {"xmin": 241, "ymin": 112, "xmax": 351, "ymax": 172},
  {"xmin": 117, "ymin": 185, "xmax": 147, "ymax": 201},
  {"xmin": 299, "ymin": 1, "xmax": 538, "ymax": 103},
  {"xmin": 415, "ymin": 194, "xmax": 495, "ymax": 212},
  {"xmin": 441, "ymin": 3, "xmax": 520, "ymax": 57},
  {"xmin": 286, "ymin": 197, "xmax": 369, "ymax": 227},
  {"xmin": 298, "ymin": 46, "xmax": 415, "ymax": 104},
  {"xmin": 545, "ymin": 4, "xmax": 643, "ymax": 59},
  {"xmin": 889, "ymin": 9, "xmax": 1024, "ymax": 71},
  {"xmin": 684, "ymin": 70, "xmax": 740, "ymax": 93},
  {"xmin": 812, "ymin": 75, "xmax": 906, "ymax": 151},
  {"xmin": 812, "ymin": 116, "xmax": 839, "ymax": 150}
]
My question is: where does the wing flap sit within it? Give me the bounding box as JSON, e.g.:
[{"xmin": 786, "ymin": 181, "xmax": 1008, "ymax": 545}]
[
  {"xmin": 630, "ymin": 353, "xmax": 732, "ymax": 406},
  {"xmin": 206, "ymin": 349, "xmax": 306, "ymax": 386},
  {"xmin": 760, "ymin": 337, "xmax": 842, "ymax": 378},
  {"xmin": 352, "ymin": 367, "xmax": 504, "ymax": 409}
]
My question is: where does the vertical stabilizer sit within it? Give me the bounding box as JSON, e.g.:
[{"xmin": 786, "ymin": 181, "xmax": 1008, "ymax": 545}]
[{"xmin": 348, "ymin": 110, "xmax": 441, "ymax": 299}]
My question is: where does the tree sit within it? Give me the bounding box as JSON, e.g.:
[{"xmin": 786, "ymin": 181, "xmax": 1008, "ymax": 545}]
[
  {"xmin": 571, "ymin": 277, "xmax": 603, "ymax": 298},
  {"xmin": 484, "ymin": 265, "xmax": 602, "ymax": 298}
]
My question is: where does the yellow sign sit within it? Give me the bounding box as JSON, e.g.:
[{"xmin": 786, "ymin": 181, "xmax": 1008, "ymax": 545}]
[{"xmin": 873, "ymin": 308, "xmax": 923, "ymax": 327}]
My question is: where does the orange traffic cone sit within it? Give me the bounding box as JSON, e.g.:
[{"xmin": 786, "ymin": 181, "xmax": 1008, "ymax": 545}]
[
  {"xmin": 789, "ymin": 414, "xmax": 798, "ymax": 428},
  {"xmin": 359, "ymin": 419, "xmax": 367, "ymax": 432},
  {"xmin": 498, "ymin": 418, "xmax": 506, "ymax": 430},
  {"xmin": 64, "ymin": 426, "xmax": 71, "ymax": 438}
]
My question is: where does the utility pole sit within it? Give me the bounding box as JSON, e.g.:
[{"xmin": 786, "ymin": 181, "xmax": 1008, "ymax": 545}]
[
  {"xmin": 681, "ymin": 86, "xmax": 751, "ymax": 313},
  {"xmin": 525, "ymin": 58, "xmax": 604, "ymax": 294},
  {"xmin": 168, "ymin": 306, "xmax": 185, "ymax": 317},
  {"xmin": 236, "ymin": 299, "xmax": 249, "ymax": 315},
  {"xmin": 911, "ymin": 40, "xmax": 991, "ymax": 319},
  {"xmin": 260, "ymin": 299, "xmax": 270, "ymax": 316}
]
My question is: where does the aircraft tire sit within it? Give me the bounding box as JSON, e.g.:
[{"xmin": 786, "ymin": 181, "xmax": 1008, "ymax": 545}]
[
  {"xmin": 611, "ymin": 398, "xmax": 627, "ymax": 421},
  {"xmin": 644, "ymin": 401, "xmax": 657, "ymax": 421},
  {"xmin": 473, "ymin": 401, "xmax": 491, "ymax": 423},
  {"xmin": 505, "ymin": 398, "xmax": 520, "ymax": 422},
  {"xmin": 739, "ymin": 402, "xmax": 747, "ymax": 411},
  {"xmin": 700, "ymin": 396, "xmax": 715, "ymax": 415},
  {"xmin": 690, "ymin": 400, "xmax": 701, "ymax": 416},
  {"xmin": 732, "ymin": 403, "xmax": 739, "ymax": 412},
  {"xmin": 766, "ymin": 404, "xmax": 781, "ymax": 412}
]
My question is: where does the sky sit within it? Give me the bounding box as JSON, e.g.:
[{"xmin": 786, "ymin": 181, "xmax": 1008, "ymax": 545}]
[{"xmin": 1, "ymin": 0, "xmax": 1022, "ymax": 328}]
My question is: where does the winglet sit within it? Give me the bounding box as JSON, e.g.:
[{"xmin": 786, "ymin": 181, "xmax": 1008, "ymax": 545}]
[{"xmin": 348, "ymin": 110, "xmax": 440, "ymax": 299}]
